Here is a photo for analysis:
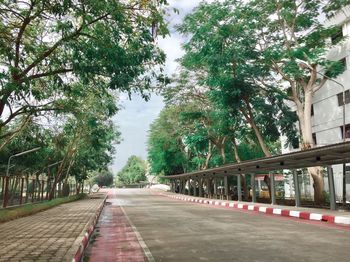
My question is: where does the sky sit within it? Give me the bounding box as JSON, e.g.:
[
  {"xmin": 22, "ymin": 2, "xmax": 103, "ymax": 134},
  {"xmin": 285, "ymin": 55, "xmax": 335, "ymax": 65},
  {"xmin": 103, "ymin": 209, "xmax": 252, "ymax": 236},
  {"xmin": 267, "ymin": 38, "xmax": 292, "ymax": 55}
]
[{"xmin": 110, "ymin": 1, "xmax": 201, "ymax": 173}]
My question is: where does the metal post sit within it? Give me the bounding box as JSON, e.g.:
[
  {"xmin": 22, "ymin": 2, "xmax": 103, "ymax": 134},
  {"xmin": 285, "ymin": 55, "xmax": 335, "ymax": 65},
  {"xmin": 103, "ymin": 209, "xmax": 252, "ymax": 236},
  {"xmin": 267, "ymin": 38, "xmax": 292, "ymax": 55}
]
[
  {"xmin": 187, "ymin": 179, "xmax": 190, "ymax": 195},
  {"xmin": 25, "ymin": 175, "xmax": 29, "ymax": 203},
  {"xmin": 19, "ymin": 177, "xmax": 24, "ymax": 205},
  {"xmin": 213, "ymin": 178, "xmax": 217, "ymax": 198},
  {"xmin": 41, "ymin": 180, "xmax": 44, "ymax": 201},
  {"xmin": 198, "ymin": 178, "xmax": 203, "ymax": 197},
  {"xmin": 207, "ymin": 178, "xmax": 211, "ymax": 198},
  {"xmin": 2, "ymin": 176, "xmax": 10, "ymax": 208},
  {"xmin": 251, "ymin": 174, "xmax": 256, "ymax": 203},
  {"xmin": 193, "ymin": 178, "xmax": 197, "ymax": 196},
  {"xmin": 327, "ymin": 166, "xmax": 337, "ymax": 210},
  {"xmin": 293, "ymin": 170, "xmax": 301, "ymax": 207},
  {"xmin": 270, "ymin": 173, "xmax": 276, "ymax": 205},
  {"xmin": 1, "ymin": 177, "xmax": 4, "ymax": 197},
  {"xmin": 237, "ymin": 175, "xmax": 242, "ymax": 201},
  {"xmin": 224, "ymin": 176, "xmax": 229, "ymax": 200}
]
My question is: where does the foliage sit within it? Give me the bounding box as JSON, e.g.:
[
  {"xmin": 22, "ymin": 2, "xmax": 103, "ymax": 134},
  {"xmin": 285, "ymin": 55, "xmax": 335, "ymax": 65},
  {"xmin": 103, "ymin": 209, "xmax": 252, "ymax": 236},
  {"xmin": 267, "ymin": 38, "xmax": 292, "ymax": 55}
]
[
  {"xmin": 117, "ymin": 156, "xmax": 147, "ymax": 184},
  {"xmin": 0, "ymin": 0, "xmax": 168, "ymax": 136},
  {"xmin": 148, "ymin": 106, "xmax": 188, "ymax": 176},
  {"xmin": 92, "ymin": 170, "xmax": 114, "ymax": 187}
]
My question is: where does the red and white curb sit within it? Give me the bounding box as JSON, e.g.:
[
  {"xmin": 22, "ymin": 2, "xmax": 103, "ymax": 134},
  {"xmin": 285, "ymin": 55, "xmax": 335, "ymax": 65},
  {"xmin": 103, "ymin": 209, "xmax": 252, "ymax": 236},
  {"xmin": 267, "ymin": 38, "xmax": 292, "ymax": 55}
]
[
  {"xmin": 72, "ymin": 194, "xmax": 108, "ymax": 262},
  {"xmin": 163, "ymin": 194, "xmax": 350, "ymax": 226}
]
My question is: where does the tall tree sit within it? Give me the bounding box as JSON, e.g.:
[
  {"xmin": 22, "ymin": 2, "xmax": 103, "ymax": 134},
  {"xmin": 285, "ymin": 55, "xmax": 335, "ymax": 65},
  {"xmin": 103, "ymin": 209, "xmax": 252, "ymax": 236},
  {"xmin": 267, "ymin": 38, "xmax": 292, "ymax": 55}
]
[
  {"xmin": 117, "ymin": 156, "xmax": 147, "ymax": 184},
  {"xmin": 244, "ymin": 0, "xmax": 348, "ymax": 203},
  {"xmin": 0, "ymin": 0, "xmax": 168, "ymax": 141}
]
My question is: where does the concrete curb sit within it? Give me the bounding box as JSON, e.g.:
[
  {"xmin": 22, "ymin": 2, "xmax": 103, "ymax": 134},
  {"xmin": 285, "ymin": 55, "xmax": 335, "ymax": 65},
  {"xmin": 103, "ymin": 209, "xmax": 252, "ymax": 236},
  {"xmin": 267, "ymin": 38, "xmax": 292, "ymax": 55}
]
[
  {"xmin": 162, "ymin": 193, "xmax": 350, "ymax": 226},
  {"xmin": 68, "ymin": 194, "xmax": 108, "ymax": 262}
]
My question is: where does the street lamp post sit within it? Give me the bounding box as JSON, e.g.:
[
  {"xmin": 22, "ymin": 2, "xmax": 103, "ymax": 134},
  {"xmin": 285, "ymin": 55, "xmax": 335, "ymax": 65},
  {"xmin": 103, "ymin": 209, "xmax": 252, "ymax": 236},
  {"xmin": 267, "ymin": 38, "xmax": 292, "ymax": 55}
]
[
  {"xmin": 3, "ymin": 147, "xmax": 41, "ymax": 208},
  {"xmin": 297, "ymin": 59, "xmax": 347, "ymax": 207}
]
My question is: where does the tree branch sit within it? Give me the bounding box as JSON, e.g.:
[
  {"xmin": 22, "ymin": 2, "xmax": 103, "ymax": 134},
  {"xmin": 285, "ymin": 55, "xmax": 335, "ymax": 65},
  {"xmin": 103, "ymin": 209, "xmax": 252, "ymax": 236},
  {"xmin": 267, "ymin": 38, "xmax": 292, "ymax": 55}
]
[{"xmin": 23, "ymin": 68, "xmax": 73, "ymax": 81}]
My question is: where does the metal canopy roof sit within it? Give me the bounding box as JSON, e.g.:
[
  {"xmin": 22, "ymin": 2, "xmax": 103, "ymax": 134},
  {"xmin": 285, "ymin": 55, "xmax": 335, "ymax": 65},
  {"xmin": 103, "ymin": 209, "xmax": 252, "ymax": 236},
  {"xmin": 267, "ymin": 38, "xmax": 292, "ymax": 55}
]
[{"xmin": 164, "ymin": 141, "xmax": 350, "ymax": 179}]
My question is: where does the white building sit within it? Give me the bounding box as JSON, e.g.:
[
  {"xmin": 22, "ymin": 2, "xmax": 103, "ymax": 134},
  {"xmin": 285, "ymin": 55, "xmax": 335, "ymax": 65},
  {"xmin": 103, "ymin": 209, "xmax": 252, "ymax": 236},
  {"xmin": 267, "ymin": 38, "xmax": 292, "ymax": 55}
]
[{"xmin": 282, "ymin": 7, "xmax": 350, "ymax": 201}]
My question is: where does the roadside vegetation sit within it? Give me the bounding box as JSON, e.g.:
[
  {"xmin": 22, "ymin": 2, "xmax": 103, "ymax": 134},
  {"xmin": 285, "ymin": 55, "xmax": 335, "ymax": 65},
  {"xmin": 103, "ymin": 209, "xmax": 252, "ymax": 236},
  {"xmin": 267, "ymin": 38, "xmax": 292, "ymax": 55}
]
[
  {"xmin": 0, "ymin": 0, "xmax": 169, "ymax": 202},
  {"xmin": 116, "ymin": 156, "xmax": 147, "ymax": 186},
  {"xmin": 148, "ymin": 0, "xmax": 349, "ymax": 204}
]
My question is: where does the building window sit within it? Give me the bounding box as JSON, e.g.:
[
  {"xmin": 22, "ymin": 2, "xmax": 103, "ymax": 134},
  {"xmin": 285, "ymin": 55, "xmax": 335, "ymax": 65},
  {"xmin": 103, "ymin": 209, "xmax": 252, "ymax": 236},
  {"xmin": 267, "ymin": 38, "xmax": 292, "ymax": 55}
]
[
  {"xmin": 312, "ymin": 133, "xmax": 317, "ymax": 145},
  {"xmin": 340, "ymin": 124, "xmax": 350, "ymax": 139},
  {"xmin": 331, "ymin": 26, "xmax": 343, "ymax": 44},
  {"xmin": 311, "ymin": 104, "xmax": 314, "ymax": 116},
  {"xmin": 337, "ymin": 90, "xmax": 350, "ymax": 106}
]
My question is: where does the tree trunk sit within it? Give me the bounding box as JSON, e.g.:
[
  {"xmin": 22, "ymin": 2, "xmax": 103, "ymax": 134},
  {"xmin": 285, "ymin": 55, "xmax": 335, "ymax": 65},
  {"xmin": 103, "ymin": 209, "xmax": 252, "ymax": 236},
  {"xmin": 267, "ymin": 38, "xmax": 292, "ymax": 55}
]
[
  {"xmin": 295, "ymin": 91, "xmax": 325, "ymax": 204},
  {"xmin": 240, "ymin": 105, "xmax": 272, "ymax": 157}
]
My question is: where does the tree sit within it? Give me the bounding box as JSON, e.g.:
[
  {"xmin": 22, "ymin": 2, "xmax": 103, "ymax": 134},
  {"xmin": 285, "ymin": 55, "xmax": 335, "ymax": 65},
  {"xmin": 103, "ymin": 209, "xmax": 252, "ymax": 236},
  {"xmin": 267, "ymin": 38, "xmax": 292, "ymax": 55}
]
[
  {"xmin": 117, "ymin": 156, "xmax": 147, "ymax": 184},
  {"xmin": 0, "ymin": 0, "xmax": 168, "ymax": 143},
  {"xmin": 93, "ymin": 170, "xmax": 114, "ymax": 187},
  {"xmin": 176, "ymin": 0, "xmax": 348, "ymax": 204},
  {"xmin": 242, "ymin": 0, "xmax": 348, "ymax": 203},
  {"xmin": 177, "ymin": 1, "xmax": 287, "ymax": 158}
]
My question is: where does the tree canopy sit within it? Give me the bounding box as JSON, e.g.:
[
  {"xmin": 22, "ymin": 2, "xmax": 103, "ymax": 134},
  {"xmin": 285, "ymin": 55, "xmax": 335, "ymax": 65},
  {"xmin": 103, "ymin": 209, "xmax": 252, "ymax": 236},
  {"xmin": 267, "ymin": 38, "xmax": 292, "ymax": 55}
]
[{"xmin": 116, "ymin": 155, "xmax": 147, "ymax": 185}]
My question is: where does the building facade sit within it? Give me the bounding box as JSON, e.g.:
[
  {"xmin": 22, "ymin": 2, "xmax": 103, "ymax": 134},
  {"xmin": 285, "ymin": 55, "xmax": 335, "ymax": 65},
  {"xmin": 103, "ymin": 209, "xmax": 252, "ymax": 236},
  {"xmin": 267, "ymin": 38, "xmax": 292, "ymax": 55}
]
[{"xmin": 282, "ymin": 7, "xmax": 350, "ymax": 202}]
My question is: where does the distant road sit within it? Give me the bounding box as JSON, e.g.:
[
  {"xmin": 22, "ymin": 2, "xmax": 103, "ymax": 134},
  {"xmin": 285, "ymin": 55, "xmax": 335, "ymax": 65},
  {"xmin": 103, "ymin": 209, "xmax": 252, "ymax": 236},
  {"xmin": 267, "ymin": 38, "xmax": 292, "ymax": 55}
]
[{"xmin": 115, "ymin": 188, "xmax": 350, "ymax": 262}]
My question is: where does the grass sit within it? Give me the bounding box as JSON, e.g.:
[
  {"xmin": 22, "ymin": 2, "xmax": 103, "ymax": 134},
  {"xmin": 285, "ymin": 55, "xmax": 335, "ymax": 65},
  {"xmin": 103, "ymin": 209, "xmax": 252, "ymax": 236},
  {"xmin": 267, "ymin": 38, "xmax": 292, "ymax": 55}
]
[{"xmin": 0, "ymin": 194, "xmax": 86, "ymax": 223}]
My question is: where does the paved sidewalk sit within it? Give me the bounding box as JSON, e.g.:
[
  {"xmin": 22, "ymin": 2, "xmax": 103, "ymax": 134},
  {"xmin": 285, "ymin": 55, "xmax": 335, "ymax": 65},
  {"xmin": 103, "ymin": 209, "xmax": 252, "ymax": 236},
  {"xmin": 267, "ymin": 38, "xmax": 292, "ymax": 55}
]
[
  {"xmin": 161, "ymin": 191, "xmax": 350, "ymax": 226},
  {"xmin": 0, "ymin": 193, "xmax": 106, "ymax": 262}
]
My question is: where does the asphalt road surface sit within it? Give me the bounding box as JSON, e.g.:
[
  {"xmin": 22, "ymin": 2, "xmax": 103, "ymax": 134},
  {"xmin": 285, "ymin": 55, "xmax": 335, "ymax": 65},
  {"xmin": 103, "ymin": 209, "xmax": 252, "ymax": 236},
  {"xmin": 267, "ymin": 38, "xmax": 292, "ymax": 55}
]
[{"xmin": 112, "ymin": 188, "xmax": 350, "ymax": 262}]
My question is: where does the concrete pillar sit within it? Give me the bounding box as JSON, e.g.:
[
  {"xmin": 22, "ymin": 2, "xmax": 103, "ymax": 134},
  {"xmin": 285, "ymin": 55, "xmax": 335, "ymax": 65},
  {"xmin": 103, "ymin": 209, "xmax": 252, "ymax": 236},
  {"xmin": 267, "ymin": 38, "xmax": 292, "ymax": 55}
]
[
  {"xmin": 293, "ymin": 170, "xmax": 301, "ymax": 207},
  {"xmin": 327, "ymin": 166, "xmax": 337, "ymax": 210},
  {"xmin": 198, "ymin": 178, "xmax": 203, "ymax": 197},
  {"xmin": 251, "ymin": 174, "xmax": 256, "ymax": 203},
  {"xmin": 270, "ymin": 173, "xmax": 276, "ymax": 205},
  {"xmin": 224, "ymin": 176, "xmax": 229, "ymax": 200},
  {"xmin": 237, "ymin": 175, "xmax": 242, "ymax": 201}
]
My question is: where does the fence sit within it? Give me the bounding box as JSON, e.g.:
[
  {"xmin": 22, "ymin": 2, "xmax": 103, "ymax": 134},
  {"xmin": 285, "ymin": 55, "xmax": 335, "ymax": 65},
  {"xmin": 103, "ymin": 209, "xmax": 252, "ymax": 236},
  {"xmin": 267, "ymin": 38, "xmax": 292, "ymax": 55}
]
[{"xmin": 0, "ymin": 174, "xmax": 78, "ymax": 208}]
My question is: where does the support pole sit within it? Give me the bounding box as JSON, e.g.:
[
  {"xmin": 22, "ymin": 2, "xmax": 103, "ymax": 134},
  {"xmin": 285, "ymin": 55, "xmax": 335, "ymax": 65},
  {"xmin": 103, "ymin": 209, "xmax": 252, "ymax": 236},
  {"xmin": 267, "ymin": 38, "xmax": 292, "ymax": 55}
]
[
  {"xmin": 188, "ymin": 179, "xmax": 190, "ymax": 195},
  {"xmin": 270, "ymin": 173, "xmax": 276, "ymax": 205},
  {"xmin": 198, "ymin": 178, "xmax": 203, "ymax": 197},
  {"xmin": 237, "ymin": 175, "xmax": 242, "ymax": 201},
  {"xmin": 293, "ymin": 170, "xmax": 301, "ymax": 207},
  {"xmin": 193, "ymin": 178, "xmax": 197, "ymax": 197},
  {"xmin": 251, "ymin": 174, "xmax": 256, "ymax": 203},
  {"xmin": 327, "ymin": 166, "xmax": 337, "ymax": 210},
  {"xmin": 19, "ymin": 177, "xmax": 24, "ymax": 205},
  {"xmin": 224, "ymin": 176, "xmax": 229, "ymax": 200},
  {"xmin": 2, "ymin": 176, "xmax": 9, "ymax": 208},
  {"xmin": 207, "ymin": 178, "xmax": 211, "ymax": 198},
  {"xmin": 213, "ymin": 178, "xmax": 217, "ymax": 198}
]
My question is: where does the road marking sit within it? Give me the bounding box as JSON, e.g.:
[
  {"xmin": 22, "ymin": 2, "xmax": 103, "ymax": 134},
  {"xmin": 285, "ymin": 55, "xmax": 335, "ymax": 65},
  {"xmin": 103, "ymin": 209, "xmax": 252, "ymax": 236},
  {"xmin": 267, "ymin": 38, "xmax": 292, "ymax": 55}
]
[{"xmin": 120, "ymin": 206, "xmax": 155, "ymax": 262}]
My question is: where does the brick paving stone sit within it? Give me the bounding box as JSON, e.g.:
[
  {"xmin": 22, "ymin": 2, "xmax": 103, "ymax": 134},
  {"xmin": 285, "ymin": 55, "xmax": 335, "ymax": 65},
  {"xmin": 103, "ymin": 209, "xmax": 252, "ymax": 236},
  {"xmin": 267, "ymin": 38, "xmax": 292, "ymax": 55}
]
[{"xmin": 0, "ymin": 193, "xmax": 106, "ymax": 261}]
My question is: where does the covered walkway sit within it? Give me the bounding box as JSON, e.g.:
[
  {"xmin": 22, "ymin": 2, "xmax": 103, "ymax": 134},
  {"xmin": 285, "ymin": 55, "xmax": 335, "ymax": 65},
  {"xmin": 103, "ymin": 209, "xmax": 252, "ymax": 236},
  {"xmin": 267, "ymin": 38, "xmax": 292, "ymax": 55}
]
[{"xmin": 165, "ymin": 141, "xmax": 350, "ymax": 210}]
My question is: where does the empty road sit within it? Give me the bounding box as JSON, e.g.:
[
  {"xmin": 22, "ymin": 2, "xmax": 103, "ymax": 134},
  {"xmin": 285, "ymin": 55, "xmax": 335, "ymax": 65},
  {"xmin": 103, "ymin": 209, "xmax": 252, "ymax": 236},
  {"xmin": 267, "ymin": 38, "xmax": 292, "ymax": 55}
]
[{"xmin": 91, "ymin": 189, "xmax": 350, "ymax": 262}]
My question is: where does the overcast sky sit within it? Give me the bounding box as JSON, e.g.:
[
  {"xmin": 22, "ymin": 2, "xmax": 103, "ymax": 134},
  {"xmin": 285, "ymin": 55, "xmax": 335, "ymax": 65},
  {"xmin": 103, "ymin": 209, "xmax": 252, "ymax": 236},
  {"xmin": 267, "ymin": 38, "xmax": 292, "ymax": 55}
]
[{"xmin": 109, "ymin": 1, "xmax": 201, "ymax": 173}]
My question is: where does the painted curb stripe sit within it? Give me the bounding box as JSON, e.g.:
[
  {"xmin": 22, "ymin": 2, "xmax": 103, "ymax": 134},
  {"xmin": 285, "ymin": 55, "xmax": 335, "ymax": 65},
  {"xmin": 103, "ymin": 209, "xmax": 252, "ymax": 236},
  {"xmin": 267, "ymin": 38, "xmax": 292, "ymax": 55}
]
[{"xmin": 164, "ymin": 193, "xmax": 350, "ymax": 226}]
